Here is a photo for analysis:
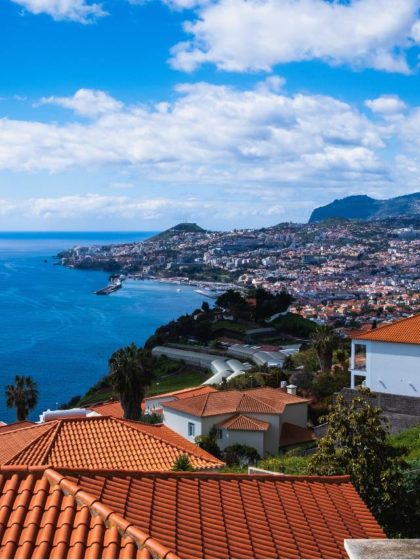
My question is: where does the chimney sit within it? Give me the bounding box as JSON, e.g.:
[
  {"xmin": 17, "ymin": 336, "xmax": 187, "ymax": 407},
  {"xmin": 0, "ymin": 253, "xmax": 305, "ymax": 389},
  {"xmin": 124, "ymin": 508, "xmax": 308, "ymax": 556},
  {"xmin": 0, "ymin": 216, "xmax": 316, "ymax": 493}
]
[
  {"xmin": 286, "ymin": 384, "xmax": 297, "ymax": 395},
  {"xmin": 280, "ymin": 381, "xmax": 287, "ymax": 392}
]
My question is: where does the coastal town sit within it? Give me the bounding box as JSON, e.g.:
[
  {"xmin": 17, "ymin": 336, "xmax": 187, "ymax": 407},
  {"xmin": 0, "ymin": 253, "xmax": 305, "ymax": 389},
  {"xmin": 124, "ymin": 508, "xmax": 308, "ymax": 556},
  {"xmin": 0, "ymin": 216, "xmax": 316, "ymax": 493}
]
[{"xmin": 58, "ymin": 217, "xmax": 420, "ymax": 329}]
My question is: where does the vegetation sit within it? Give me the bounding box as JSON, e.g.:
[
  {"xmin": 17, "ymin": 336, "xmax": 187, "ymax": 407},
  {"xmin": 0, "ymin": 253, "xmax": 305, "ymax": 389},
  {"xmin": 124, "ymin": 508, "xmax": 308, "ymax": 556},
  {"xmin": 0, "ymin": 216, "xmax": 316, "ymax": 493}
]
[
  {"xmin": 5, "ymin": 375, "xmax": 38, "ymax": 421},
  {"xmin": 109, "ymin": 343, "xmax": 154, "ymax": 421},
  {"xmin": 271, "ymin": 313, "xmax": 316, "ymax": 338},
  {"xmin": 389, "ymin": 425, "xmax": 420, "ymax": 461},
  {"xmin": 195, "ymin": 426, "xmax": 222, "ymax": 458},
  {"xmin": 171, "ymin": 454, "xmax": 194, "ymax": 471},
  {"xmin": 224, "ymin": 444, "xmax": 260, "ymax": 467},
  {"xmin": 221, "ymin": 367, "xmax": 288, "ymax": 390},
  {"xmin": 310, "ymin": 325, "xmax": 340, "ymax": 372},
  {"xmin": 308, "ymin": 388, "xmax": 419, "ymax": 536},
  {"xmin": 258, "ymin": 455, "xmax": 310, "ymax": 474}
]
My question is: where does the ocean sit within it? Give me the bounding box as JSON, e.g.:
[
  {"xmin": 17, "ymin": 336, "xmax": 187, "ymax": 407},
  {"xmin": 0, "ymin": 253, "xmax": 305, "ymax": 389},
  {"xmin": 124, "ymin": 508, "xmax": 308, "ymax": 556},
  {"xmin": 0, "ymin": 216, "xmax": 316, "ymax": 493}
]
[{"xmin": 0, "ymin": 232, "xmax": 206, "ymax": 423}]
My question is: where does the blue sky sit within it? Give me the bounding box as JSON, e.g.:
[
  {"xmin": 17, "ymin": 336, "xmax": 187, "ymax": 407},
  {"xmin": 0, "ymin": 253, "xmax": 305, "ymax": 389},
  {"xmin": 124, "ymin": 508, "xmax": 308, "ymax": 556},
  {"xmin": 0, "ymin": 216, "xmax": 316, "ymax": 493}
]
[{"xmin": 0, "ymin": 0, "xmax": 419, "ymax": 230}]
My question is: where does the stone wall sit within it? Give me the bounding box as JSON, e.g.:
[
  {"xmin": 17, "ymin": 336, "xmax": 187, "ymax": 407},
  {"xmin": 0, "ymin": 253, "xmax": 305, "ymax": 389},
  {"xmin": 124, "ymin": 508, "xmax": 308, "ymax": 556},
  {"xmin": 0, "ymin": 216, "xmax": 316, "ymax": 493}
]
[{"xmin": 338, "ymin": 388, "xmax": 420, "ymax": 434}]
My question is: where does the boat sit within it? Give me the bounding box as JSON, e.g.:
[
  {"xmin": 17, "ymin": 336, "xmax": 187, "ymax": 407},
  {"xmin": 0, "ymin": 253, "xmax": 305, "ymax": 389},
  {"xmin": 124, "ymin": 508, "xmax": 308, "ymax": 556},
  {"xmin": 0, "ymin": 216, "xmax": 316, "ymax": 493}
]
[{"xmin": 94, "ymin": 278, "xmax": 122, "ymax": 295}]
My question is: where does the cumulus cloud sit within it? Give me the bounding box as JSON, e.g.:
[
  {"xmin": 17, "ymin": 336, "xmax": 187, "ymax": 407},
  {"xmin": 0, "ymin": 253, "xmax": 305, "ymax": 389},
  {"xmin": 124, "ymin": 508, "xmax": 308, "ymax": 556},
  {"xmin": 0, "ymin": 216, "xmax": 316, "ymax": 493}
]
[
  {"xmin": 365, "ymin": 95, "xmax": 407, "ymax": 115},
  {"xmin": 10, "ymin": 0, "xmax": 106, "ymax": 22},
  {"xmin": 0, "ymin": 83, "xmax": 389, "ymax": 183},
  {"xmin": 170, "ymin": 0, "xmax": 419, "ymax": 73},
  {"xmin": 38, "ymin": 89, "xmax": 123, "ymax": 117},
  {"xmin": 0, "ymin": 81, "xmax": 418, "ymax": 215}
]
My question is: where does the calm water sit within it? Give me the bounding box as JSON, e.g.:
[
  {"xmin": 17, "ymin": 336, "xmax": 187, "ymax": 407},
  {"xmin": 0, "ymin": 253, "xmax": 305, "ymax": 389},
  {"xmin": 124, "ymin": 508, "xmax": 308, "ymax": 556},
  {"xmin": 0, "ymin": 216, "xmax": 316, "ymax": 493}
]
[{"xmin": 0, "ymin": 232, "xmax": 205, "ymax": 423}]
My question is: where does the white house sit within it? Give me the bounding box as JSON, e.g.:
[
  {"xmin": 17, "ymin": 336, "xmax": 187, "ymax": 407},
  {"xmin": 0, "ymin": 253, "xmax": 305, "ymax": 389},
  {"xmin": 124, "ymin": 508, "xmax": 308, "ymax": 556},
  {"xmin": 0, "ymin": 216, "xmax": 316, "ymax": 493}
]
[
  {"xmin": 162, "ymin": 387, "xmax": 312, "ymax": 457},
  {"xmin": 350, "ymin": 314, "xmax": 420, "ymax": 397}
]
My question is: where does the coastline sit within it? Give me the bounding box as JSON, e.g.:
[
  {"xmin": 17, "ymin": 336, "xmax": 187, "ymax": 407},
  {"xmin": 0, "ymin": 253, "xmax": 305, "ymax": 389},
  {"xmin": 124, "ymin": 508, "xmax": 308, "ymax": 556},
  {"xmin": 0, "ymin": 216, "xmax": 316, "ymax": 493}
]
[{"xmin": 0, "ymin": 232, "xmax": 206, "ymax": 424}]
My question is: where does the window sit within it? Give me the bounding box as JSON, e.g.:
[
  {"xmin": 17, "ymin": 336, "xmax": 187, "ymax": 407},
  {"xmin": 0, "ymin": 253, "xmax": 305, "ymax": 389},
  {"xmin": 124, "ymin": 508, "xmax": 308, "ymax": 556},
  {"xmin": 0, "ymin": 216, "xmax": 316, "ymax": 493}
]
[
  {"xmin": 354, "ymin": 344, "xmax": 367, "ymax": 371},
  {"xmin": 188, "ymin": 422, "xmax": 195, "ymax": 437},
  {"xmin": 218, "ymin": 429, "xmax": 223, "ymax": 440}
]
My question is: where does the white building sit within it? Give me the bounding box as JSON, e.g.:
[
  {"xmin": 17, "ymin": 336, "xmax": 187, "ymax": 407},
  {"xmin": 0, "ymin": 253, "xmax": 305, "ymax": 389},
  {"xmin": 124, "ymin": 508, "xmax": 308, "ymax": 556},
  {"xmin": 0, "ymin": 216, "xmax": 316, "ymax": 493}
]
[
  {"xmin": 350, "ymin": 314, "xmax": 420, "ymax": 397},
  {"xmin": 162, "ymin": 387, "xmax": 312, "ymax": 457}
]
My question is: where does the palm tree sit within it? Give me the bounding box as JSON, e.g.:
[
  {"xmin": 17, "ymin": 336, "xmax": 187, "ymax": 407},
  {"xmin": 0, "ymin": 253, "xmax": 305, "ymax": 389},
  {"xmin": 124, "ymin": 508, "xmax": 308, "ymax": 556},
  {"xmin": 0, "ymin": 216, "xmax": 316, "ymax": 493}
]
[
  {"xmin": 5, "ymin": 375, "xmax": 39, "ymax": 421},
  {"xmin": 311, "ymin": 325, "xmax": 340, "ymax": 373},
  {"xmin": 109, "ymin": 343, "xmax": 154, "ymax": 421}
]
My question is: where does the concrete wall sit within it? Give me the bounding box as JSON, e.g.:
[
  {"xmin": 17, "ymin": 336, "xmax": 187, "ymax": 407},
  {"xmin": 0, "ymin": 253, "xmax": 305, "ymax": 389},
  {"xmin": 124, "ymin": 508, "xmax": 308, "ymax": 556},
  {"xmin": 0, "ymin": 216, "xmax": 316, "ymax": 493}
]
[
  {"xmin": 351, "ymin": 339, "xmax": 420, "ymax": 397},
  {"xmin": 144, "ymin": 395, "xmax": 175, "ymax": 412},
  {"xmin": 281, "ymin": 403, "xmax": 308, "ymax": 428}
]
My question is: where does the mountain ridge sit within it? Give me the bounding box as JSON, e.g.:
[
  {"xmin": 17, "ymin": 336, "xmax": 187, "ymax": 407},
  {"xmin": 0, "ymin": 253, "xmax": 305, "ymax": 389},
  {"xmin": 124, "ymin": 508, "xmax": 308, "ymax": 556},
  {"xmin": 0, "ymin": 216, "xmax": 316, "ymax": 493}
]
[{"xmin": 309, "ymin": 193, "xmax": 420, "ymax": 223}]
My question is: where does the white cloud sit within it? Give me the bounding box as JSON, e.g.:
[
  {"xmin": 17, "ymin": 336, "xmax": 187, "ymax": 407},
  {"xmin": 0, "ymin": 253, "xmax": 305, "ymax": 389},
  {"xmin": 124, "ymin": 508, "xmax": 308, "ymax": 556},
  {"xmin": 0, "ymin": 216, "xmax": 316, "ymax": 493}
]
[
  {"xmin": 1, "ymin": 83, "xmax": 387, "ymax": 181},
  {"xmin": 170, "ymin": 0, "xmax": 419, "ymax": 73},
  {"xmin": 10, "ymin": 0, "xmax": 106, "ymax": 22},
  {"xmin": 38, "ymin": 89, "xmax": 123, "ymax": 117},
  {"xmin": 0, "ymin": 82, "xmax": 417, "ymax": 214},
  {"xmin": 365, "ymin": 95, "xmax": 407, "ymax": 115}
]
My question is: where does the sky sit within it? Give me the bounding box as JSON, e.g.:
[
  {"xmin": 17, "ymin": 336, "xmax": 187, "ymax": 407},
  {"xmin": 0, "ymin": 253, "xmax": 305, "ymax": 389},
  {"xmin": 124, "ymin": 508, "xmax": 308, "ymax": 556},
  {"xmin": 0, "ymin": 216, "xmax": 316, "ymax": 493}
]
[{"xmin": 0, "ymin": 0, "xmax": 419, "ymax": 230}]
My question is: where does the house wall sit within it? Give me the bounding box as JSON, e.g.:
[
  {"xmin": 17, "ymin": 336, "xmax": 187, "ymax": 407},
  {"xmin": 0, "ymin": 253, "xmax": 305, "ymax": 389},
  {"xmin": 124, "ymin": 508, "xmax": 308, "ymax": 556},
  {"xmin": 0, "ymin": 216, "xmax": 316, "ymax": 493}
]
[
  {"xmin": 144, "ymin": 396, "xmax": 176, "ymax": 412},
  {"xmin": 219, "ymin": 429, "xmax": 265, "ymax": 457},
  {"xmin": 281, "ymin": 404, "xmax": 308, "ymax": 428},
  {"xmin": 351, "ymin": 340, "xmax": 420, "ymax": 397},
  {"xmin": 162, "ymin": 408, "xmax": 203, "ymax": 442}
]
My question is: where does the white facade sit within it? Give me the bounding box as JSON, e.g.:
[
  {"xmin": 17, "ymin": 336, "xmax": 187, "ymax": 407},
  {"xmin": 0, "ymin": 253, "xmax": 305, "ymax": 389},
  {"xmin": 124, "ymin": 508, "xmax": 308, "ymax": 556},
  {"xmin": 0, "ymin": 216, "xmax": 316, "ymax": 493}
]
[{"xmin": 350, "ymin": 339, "xmax": 420, "ymax": 397}]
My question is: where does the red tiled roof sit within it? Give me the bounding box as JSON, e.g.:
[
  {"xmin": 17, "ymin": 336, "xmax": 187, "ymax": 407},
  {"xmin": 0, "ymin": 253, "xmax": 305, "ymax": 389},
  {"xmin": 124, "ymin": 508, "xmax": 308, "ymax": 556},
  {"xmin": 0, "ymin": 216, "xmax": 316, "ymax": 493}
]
[
  {"xmin": 216, "ymin": 414, "xmax": 270, "ymax": 431},
  {"xmin": 69, "ymin": 470, "xmax": 386, "ymax": 559},
  {"xmin": 146, "ymin": 385, "xmax": 217, "ymax": 401},
  {"xmin": 0, "ymin": 467, "xmax": 386, "ymax": 559},
  {"xmin": 0, "ymin": 421, "xmax": 35, "ymax": 433},
  {"xmin": 280, "ymin": 422, "xmax": 316, "ymax": 447},
  {"xmin": 0, "ymin": 466, "xmax": 171, "ymax": 559},
  {"xmin": 351, "ymin": 313, "xmax": 420, "ymax": 344},
  {"xmin": 1, "ymin": 416, "xmax": 224, "ymax": 471},
  {"xmin": 89, "ymin": 400, "xmax": 125, "ymax": 417},
  {"xmin": 164, "ymin": 387, "xmax": 309, "ymax": 417},
  {"xmin": 0, "ymin": 423, "xmax": 53, "ymax": 464}
]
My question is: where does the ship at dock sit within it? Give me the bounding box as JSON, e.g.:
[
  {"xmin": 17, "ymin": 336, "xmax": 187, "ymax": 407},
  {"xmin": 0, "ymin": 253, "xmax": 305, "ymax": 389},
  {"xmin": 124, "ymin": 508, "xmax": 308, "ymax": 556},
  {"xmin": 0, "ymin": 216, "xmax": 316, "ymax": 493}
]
[{"xmin": 94, "ymin": 275, "xmax": 123, "ymax": 295}]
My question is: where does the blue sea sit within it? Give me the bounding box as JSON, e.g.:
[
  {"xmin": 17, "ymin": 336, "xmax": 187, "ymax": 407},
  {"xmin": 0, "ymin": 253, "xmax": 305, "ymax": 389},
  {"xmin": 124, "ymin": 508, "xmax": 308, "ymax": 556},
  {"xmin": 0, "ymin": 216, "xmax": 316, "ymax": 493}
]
[{"xmin": 0, "ymin": 232, "xmax": 205, "ymax": 423}]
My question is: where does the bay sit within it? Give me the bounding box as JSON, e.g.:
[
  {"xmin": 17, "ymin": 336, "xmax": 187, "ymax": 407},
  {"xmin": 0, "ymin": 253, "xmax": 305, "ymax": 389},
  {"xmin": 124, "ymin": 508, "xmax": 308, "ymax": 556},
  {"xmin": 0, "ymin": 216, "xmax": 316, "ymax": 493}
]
[{"xmin": 0, "ymin": 232, "xmax": 205, "ymax": 423}]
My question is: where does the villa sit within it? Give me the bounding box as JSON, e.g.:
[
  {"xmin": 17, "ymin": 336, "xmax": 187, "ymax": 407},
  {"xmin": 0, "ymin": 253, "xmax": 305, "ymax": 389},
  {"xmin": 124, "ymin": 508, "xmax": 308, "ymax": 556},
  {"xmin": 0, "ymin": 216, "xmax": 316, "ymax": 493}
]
[
  {"xmin": 162, "ymin": 386, "xmax": 313, "ymax": 456},
  {"xmin": 350, "ymin": 314, "xmax": 420, "ymax": 397}
]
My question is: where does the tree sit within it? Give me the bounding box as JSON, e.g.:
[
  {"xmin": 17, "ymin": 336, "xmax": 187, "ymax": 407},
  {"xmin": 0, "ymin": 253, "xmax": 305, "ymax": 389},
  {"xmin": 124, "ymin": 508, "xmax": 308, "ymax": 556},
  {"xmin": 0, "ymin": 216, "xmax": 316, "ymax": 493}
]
[
  {"xmin": 224, "ymin": 444, "xmax": 260, "ymax": 467},
  {"xmin": 216, "ymin": 290, "xmax": 246, "ymax": 310},
  {"xmin": 5, "ymin": 375, "xmax": 38, "ymax": 421},
  {"xmin": 172, "ymin": 454, "xmax": 194, "ymax": 471},
  {"xmin": 201, "ymin": 301, "xmax": 210, "ymax": 313},
  {"xmin": 196, "ymin": 426, "xmax": 222, "ymax": 458},
  {"xmin": 109, "ymin": 343, "xmax": 154, "ymax": 421},
  {"xmin": 308, "ymin": 388, "xmax": 415, "ymax": 535},
  {"xmin": 311, "ymin": 325, "xmax": 340, "ymax": 372}
]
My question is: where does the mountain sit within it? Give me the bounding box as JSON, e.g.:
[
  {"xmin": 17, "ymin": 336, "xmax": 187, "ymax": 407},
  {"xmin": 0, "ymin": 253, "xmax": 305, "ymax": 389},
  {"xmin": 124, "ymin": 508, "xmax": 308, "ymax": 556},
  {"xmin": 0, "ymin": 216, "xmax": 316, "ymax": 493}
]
[
  {"xmin": 149, "ymin": 222, "xmax": 206, "ymax": 241},
  {"xmin": 309, "ymin": 193, "xmax": 420, "ymax": 223}
]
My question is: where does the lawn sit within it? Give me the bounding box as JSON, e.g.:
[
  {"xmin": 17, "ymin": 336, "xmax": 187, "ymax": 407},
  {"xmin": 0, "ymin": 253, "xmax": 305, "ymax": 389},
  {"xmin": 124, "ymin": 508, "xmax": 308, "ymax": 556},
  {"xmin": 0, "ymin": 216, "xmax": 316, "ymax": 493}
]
[{"xmin": 389, "ymin": 425, "xmax": 420, "ymax": 461}]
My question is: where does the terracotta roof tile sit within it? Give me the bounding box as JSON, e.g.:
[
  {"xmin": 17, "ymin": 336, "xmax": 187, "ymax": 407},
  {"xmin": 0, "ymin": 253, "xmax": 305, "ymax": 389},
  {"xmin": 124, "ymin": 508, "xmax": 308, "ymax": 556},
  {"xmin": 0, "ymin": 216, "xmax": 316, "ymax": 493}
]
[
  {"xmin": 0, "ymin": 423, "xmax": 55, "ymax": 464},
  {"xmin": 88, "ymin": 400, "xmax": 125, "ymax": 417},
  {"xmin": 65, "ymin": 470, "xmax": 386, "ymax": 559},
  {"xmin": 0, "ymin": 467, "xmax": 170, "ymax": 559},
  {"xmin": 164, "ymin": 387, "xmax": 309, "ymax": 417},
  {"xmin": 351, "ymin": 313, "xmax": 420, "ymax": 344},
  {"xmin": 0, "ymin": 421, "xmax": 35, "ymax": 434},
  {"xmin": 1, "ymin": 417, "xmax": 224, "ymax": 471},
  {"xmin": 216, "ymin": 414, "xmax": 270, "ymax": 431},
  {"xmin": 280, "ymin": 422, "xmax": 316, "ymax": 447},
  {"xmin": 146, "ymin": 385, "xmax": 218, "ymax": 401}
]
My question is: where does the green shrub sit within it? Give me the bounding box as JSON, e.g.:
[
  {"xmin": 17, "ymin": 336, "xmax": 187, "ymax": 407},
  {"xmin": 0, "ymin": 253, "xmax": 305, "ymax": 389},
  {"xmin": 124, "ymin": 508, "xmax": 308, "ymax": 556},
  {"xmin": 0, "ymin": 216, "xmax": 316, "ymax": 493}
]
[
  {"xmin": 258, "ymin": 455, "xmax": 310, "ymax": 474},
  {"xmin": 224, "ymin": 444, "xmax": 260, "ymax": 467},
  {"xmin": 171, "ymin": 454, "xmax": 194, "ymax": 471}
]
